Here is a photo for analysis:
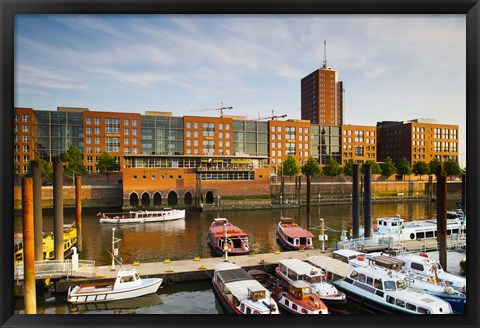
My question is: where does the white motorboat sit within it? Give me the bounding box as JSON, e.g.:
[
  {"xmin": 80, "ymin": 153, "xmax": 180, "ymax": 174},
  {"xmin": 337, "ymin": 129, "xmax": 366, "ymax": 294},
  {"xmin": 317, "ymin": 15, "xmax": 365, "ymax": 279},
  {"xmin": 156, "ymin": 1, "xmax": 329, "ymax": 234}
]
[
  {"xmin": 99, "ymin": 208, "xmax": 185, "ymax": 224},
  {"xmin": 333, "ymin": 265, "xmax": 453, "ymax": 314},
  {"xmin": 67, "ymin": 268, "xmax": 163, "ymax": 304}
]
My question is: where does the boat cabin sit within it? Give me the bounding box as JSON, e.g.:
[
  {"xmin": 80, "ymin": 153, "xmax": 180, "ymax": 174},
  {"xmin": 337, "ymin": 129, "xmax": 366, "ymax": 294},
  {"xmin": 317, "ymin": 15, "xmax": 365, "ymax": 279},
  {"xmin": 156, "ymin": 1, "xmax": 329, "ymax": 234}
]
[
  {"xmin": 248, "ymin": 288, "xmax": 266, "ymax": 302},
  {"xmin": 114, "ymin": 269, "xmax": 142, "ymax": 289},
  {"xmin": 288, "ymin": 281, "xmax": 313, "ymax": 300},
  {"xmin": 376, "ymin": 217, "xmax": 405, "ymax": 234},
  {"xmin": 277, "ymin": 259, "xmax": 325, "ymax": 284}
]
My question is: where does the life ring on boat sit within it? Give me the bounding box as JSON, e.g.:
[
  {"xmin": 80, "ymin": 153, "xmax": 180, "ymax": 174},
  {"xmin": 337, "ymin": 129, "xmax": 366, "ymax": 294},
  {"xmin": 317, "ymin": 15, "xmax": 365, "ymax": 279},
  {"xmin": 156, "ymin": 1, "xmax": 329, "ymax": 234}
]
[
  {"xmin": 223, "ymin": 244, "xmax": 229, "ymax": 251},
  {"xmin": 419, "ymin": 252, "xmax": 428, "ymax": 258},
  {"xmin": 357, "ymin": 255, "xmax": 366, "ymax": 261},
  {"xmin": 166, "ymin": 278, "xmax": 174, "ymax": 285},
  {"xmin": 372, "ymin": 224, "xmax": 379, "ymax": 232},
  {"xmin": 410, "ymin": 233, "xmax": 415, "ymax": 240}
]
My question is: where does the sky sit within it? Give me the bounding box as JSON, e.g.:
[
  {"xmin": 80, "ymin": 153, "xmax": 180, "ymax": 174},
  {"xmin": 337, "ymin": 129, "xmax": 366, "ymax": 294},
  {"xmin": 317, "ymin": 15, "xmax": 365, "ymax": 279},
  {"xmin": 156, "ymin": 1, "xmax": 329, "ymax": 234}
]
[{"xmin": 14, "ymin": 14, "xmax": 467, "ymax": 162}]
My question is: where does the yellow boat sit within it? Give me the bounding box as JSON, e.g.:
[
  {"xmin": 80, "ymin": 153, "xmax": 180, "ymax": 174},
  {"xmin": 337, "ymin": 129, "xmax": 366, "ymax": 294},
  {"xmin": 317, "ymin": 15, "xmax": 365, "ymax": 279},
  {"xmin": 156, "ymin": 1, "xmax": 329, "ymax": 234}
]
[{"xmin": 14, "ymin": 223, "xmax": 78, "ymax": 264}]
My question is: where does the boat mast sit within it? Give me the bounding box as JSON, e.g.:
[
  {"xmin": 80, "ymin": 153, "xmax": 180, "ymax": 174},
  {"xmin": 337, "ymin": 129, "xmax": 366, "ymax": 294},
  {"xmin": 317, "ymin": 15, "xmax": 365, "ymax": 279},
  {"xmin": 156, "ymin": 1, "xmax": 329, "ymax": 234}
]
[{"xmin": 111, "ymin": 228, "xmax": 122, "ymax": 271}]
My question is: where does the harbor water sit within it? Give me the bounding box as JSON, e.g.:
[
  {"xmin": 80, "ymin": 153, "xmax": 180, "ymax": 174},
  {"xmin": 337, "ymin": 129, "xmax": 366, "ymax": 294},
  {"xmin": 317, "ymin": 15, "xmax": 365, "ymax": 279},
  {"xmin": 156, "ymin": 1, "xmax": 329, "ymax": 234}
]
[{"xmin": 13, "ymin": 200, "xmax": 460, "ymax": 314}]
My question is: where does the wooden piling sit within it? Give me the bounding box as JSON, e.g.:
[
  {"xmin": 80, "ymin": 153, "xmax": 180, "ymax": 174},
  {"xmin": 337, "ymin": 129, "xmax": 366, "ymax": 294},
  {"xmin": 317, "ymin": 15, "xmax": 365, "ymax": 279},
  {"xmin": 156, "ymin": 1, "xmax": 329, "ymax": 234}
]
[
  {"xmin": 363, "ymin": 164, "xmax": 372, "ymax": 238},
  {"xmin": 436, "ymin": 175, "xmax": 447, "ymax": 271},
  {"xmin": 31, "ymin": 160, "xmax": 44, "ymax": 261},
  {"xmin": 53, "ymin": 159, "xmax": 64, "ymax": 261},
  {"xmin": 461, "ymin": 174, "xmax": 466, "ymax": 212},
  {"xmin": 352, "ymin": 164, "xmax": 360, "ymax": 239},
  {"xmin": 75, "ymin": 176, "xmax": 83, "ymax": 252},
  {"xmin": 306, "ymin": 175, "xmax": 311, "ymax": 229},
  {"xmin": 22, "ymin": 177, "xmax": 37, "ymax": 314}
]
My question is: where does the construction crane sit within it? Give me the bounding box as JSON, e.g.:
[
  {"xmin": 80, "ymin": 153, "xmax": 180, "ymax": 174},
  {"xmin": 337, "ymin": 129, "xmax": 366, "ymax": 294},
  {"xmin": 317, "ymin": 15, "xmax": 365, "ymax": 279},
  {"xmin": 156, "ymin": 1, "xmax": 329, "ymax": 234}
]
[
  {"xmin": 191, "ymin": 103, "xmax": 233, "ymax": 118},
  {"xmin": 253, "ymin": 110, "xmax": 287, "ymax": 121}
]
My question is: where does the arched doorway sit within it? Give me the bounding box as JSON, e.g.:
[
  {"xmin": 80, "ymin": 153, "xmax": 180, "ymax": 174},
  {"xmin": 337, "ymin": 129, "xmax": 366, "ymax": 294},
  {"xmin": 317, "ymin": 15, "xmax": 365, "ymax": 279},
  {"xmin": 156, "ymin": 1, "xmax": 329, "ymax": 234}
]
[
  {"xmin": 205, "ymin": 191, "xmax": 214, "ymax": 204},
  {"xmin": 167, "ymin": 191, "xmax": 178, "ymax": 206},
  {"xmin": 184, "ymin": 191, "xmax": 193, "ymax": 206},
  {"xmin": 153, "ymin": 192, "xmax": 162, "ymax": 206},
  {"xmin": 129, "ymin": 192, "xmax": 139, "ymax": 207},
  {"xmin": 141, "ymin": 192, "xmax": 151, "ymax": 208}
]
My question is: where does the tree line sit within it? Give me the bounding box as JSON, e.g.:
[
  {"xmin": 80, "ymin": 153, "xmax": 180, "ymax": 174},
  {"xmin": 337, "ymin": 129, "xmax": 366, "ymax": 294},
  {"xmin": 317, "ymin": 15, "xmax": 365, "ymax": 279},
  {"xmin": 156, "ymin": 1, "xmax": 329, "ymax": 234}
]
[
  {"xmin": 281, "ymin": 155, "xmax": 464, "ymax": 181},
  {"xmin": 24, "ymin": 145, "xmax": 119, "ymax": 184}
]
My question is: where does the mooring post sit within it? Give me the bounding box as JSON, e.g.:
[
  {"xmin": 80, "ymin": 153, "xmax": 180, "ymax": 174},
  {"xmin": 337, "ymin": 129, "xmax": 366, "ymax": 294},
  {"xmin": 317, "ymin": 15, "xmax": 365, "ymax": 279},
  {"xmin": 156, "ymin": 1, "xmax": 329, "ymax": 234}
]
[
  {"xmin": 22, "ymin": 177, "xmax": 37, "ymax": 314},
  {"xmin": 75, "ymin": 176, "xmax": 83, "ymax": 252},
  {"xmin": 461, "ymin": 174, "xmax": 466, "ymax": 213},
  {"xmin": 53, "ymin": 159, "xmax": 64, "ymax": 260},
  {"xmin": 31, "ymin": 160, "xmax": 44, "ymax": 261},
  {"xmin": 437, "ymin": 175, "xmax": 448, "ymax": 271},
  {"xmin": 306, "ymin": 175, "xmax": 311, "ymax": 229},
  {"xmin": 352, "ymin": 164, "xmax": 360, "ymax": 239},
  {"xmin": 363, "ymin": 164, "xmax": 372, "ymax": 238}
]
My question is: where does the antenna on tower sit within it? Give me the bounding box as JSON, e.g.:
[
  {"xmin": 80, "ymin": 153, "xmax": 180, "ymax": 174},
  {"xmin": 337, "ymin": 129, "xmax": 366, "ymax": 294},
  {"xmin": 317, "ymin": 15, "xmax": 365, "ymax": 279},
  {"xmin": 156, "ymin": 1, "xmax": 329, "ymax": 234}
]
[{"xmin": 322, "ymin": 40, "xmax": 327, "ymax": 68}]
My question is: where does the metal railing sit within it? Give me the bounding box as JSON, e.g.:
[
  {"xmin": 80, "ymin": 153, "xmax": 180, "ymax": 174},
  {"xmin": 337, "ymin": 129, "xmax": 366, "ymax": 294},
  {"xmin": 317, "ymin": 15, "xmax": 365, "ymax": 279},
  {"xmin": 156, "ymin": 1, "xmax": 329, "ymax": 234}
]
[{"xmin": 14, "ymin": 259, "xmax": 96, "ymax": 281}]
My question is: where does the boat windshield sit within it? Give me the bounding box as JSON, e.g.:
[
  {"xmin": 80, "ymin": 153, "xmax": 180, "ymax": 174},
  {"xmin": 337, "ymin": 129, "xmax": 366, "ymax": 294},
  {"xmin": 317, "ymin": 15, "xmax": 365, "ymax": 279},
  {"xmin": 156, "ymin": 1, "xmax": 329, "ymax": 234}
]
[
  {"xmin": 384, "ymin": 280, "xmax": 396, "ymax": 291},
  {"xmin": 305, "ymin": 275, "xmax": 321, "ymax": 284}
]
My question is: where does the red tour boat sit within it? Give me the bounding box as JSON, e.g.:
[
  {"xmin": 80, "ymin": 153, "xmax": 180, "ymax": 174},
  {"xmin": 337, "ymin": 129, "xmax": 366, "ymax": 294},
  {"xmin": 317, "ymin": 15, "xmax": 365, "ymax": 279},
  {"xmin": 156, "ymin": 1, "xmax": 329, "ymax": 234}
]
[
  {"xmin": 276, "ymin": 217, "xmax": 314, "ymax": 251},
  {"xmin": 207, "ymin": 218, "xmax": 251, "ymax": 256}
]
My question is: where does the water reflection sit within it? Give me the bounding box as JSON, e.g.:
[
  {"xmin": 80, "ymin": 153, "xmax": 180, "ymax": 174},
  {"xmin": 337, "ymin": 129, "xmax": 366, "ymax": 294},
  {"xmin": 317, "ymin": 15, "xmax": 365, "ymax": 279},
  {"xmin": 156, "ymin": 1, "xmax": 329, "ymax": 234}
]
[{"xmin": 14, "ymin": 200, "xmax": 457, "ymax": 266}]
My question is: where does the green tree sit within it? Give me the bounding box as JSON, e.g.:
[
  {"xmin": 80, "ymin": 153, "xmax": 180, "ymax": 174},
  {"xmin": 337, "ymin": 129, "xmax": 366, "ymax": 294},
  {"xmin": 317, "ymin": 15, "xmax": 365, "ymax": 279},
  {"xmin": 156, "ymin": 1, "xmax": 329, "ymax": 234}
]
[
  {"xmin": 282, "ymin": 155, "xmax": 301, "ymax": 181},
  {"xmin": 26, "ymin": 157, "xmax": 53, "ymax": 178},
  {"xmin": 443, "ymin": 158, "xmax": 462, "ymax": 179},
  {"xmin": 96, "ymin": 151, "xmax": 120, "ymax": 184},
  {"xmin": 63, "ymin": 145, "xmax": 87, "ymax": 183},
  {"xmin": 322, "ymin": 158, "xmax": 343, "ymax": 179},
  {"xmin": 380, "ymin": 156, "xmax": 396, "ymax": 179},
  {"xmin": 429, "ymin": 158, "xmax": 443, "ymax": 176},
  {"xmin": 343, "ymin": 159, "xmax": 355, "ymax": 176},
  {"xmin": 301, "ymin": 156, "xmax": 321, "ymax": 229},
  {"xmin": 412, "ymin": 161, "xmax": 430, "ymax": 180},
  {"xmin": 302, "ymin": 156, "xmax": 322, "ymax": 177},
  {"xmin": 396, "ymin": 157, "xmax": 412, "ymax": 180},
  {"xmin": 360, "ymin": 160, "xmax": 381, "ymax": 175}
]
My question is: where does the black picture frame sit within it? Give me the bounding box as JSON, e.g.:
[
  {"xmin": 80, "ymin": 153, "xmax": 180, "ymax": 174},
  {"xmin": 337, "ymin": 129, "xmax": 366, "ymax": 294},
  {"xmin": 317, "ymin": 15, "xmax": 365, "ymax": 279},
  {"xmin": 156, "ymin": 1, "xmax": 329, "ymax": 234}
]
[{"xmin": 1, "ymin": 1, "xmax": 478, "ymax": 328}]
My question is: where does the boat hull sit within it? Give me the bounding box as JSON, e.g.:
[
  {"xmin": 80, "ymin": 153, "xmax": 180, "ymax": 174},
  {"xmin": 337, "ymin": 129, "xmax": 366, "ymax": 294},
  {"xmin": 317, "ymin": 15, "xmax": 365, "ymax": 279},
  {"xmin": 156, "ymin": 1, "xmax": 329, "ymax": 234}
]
[
  {"xmin": 67, "ymin": 278, "xmax": 162, "ymax": 304},
  {"xmin": 211, "ymin": 278, "xmax": 241, "ymax": 314},
  {"xmin": 276, "ymin": 236, "xmax": 313, "ymax": 251}
]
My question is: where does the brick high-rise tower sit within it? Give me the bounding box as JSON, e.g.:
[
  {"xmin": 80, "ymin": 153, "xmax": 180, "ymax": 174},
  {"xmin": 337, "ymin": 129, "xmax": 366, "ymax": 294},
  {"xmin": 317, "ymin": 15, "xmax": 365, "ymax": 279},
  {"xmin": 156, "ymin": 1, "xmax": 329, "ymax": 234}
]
[{"xmin": 301, "ymin": 41, "xmax": 344, "ymax": 126}]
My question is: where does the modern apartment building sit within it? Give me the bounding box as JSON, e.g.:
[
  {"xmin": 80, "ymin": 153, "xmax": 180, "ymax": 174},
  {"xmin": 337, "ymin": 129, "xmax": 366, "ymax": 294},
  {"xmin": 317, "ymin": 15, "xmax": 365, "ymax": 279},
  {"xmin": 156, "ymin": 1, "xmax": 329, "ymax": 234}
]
[
  {"xmin": 376, "ymin": 119, "xmax": 459, "ymax": 165},
  {"xmin": 341, "ymin": 124, "xmax": 377, "ymax": 165},
  {"xmin": 300, "ymin": 66, "xmax": 344, "ymax": 126}
]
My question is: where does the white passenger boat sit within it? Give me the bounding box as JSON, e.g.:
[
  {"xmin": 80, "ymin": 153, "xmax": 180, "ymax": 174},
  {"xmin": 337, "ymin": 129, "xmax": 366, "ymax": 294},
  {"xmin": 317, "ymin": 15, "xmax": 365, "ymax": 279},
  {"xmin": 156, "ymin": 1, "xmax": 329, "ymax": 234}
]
[
  {"xmin": 333, "ymin": 265, "xmax": 453, "ymax": 314},
  {"xmin": 275, "ymin": 258, "xmax": 346, "ymax": 313},
  {"xmin": 357, "ymin": 215, "xmax": 465, "ymax": 241},
  {"xmin": 212, "ymin": 262, "xmax": 279, "ymax": 314},
  {"xmin": 67, "ymin": 268, "xmax": 163, "ymax": 304},
  {"xmin": 99, "ymin": 208, "xmax": 185, "ymax": 224}
]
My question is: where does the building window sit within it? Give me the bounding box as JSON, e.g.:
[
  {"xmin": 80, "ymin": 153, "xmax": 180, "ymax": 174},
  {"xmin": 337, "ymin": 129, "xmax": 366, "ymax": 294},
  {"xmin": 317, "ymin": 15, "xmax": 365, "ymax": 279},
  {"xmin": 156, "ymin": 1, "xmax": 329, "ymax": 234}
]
[
  {"xmin": 105, "ymin": 118, "xmax": 120, "ymax": 134},
  {"xmin": 23, "ymin": 135, "xmax": 29, "ymax": 143},
  {"xmin": 133, "ymin": 147, "xmax": 138, "ymax": 154},
  {"xmin": 23, "ymin": 155, "xmax": 30, "ymax": 163},
  {"xmin": 96, "ymin": 137, "xmax": 100, "ymax": 144},
  {"xmin": 23, "ymin": 125, "xmax": 29, "ymax": 132},
  {"xmin": 86, "ymin": 127, "xmax": 92, "ymax": 135},
  {"xmin": 132, "ymin": 129, "xmax": 138, "ymax": 136},
  {"xmin": 22, "ymin": 115, "xmax": 30, "ymax": 122},
  {"xmin": 14, "ymin": 124, "xmax": 19, "ymax": 132},
  {"xmin": 95, "ymin": 146, "xmax": 101, "ymax": 154},
  {"xmin": 87, "ymin": 146, "xmax": 92, "ymax": 153},
  {"xmin": 132, "ymin": 119, "xmax": 138, "ymax": 126},
  {"xmin": 186, "ymin": 121, "xmax": 191, "ymax": 129},
  {"xmin": 95, "ymin": 127, "xmax": 101, "ymax": 134},
  {"xmin": 226, "ymin": 123, "xmax": 230, "ymax": 130},
  {"xmin": 95, "ymin": 118, "xmax": 101, "ymax": 125},
  {"xmin": 194, "ymin": 122, "xmax": 198, "ymax": 129},
  {"xmin": 86, "ymin": 137, "xmax": 92, "ymax": 144},
  {"xmin": 86, "ymin": 117, "xmax": 92, "ymax": 125},
  {"xmin": 14, "ymin": 114, "xmax": 19, "ymax": 122},
  {"xmin": 124, "ymin": 119, "xmax": 130, "ymax": 126},
  {"xmin": 23, "ymin": 145, "xmax": 29, "ymax": 152}
]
